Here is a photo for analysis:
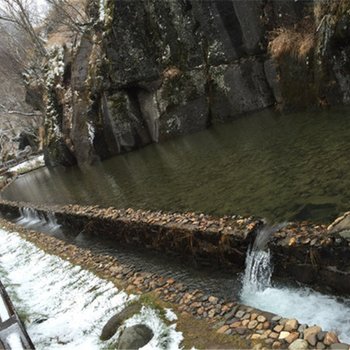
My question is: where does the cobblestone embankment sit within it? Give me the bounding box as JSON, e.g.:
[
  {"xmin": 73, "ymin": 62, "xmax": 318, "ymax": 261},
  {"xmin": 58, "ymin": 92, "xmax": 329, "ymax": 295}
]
[{"xmin": 0, "ymin": 200, "xmax": 349, "ymax": 294}]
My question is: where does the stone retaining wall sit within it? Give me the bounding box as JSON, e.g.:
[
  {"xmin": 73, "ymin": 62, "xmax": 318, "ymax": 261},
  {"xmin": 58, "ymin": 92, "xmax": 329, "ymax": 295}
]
[
  {"xmin": 0, "ymin": 200, "xmax": 349, "ymax": 295},
  {"xmin": 270, "ymin": 221, "xmax": 350, "ymax": 294},
  {"xmin": 0, "ymin": 200, "xmax": 262, "ymax": 269},
  {"xmin": 0, "ymin": 218, "xmax": 348, "ymax": 349}
]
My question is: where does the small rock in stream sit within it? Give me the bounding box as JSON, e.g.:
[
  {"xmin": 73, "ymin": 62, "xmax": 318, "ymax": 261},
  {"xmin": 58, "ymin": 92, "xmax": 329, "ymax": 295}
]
[
  {"xmin": 100, "ymin": 302, "xmax": 142, "ymax": 340},
  {"xmin": 117, "ymin": 324, "xmax": 154, "ymax": 349}
]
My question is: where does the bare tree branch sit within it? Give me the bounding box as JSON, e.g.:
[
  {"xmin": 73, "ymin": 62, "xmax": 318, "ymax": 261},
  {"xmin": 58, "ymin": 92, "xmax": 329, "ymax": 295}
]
[
  {"xmin": 7, "ymin": 110, "xmax": 42, "ymax": 116},
  {"xmin": 0, "ymin": 0, "xmax": 47, "ymax": 58}
]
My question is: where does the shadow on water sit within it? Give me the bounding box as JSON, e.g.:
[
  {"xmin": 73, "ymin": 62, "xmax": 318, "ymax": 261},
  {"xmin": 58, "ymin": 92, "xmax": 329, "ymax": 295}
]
[{"xmin": 3, "ymin": 107, "xmax": 350, "ymax": 222}]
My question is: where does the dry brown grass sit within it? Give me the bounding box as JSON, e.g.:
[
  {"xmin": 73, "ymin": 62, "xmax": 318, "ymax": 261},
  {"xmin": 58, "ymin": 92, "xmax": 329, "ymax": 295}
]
[
  {"xmin": 268, "ymin": 28, "xmax": 315, "ymax": 62},
  {"xmin": 163, "ymin": 66, "xmax": 182, "ymax": 79}
]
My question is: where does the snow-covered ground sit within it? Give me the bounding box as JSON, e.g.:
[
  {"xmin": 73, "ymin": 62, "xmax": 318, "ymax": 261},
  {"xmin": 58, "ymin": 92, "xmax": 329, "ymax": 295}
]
[
  {"xmin": 0, "ymin": 228, "xmax": 183, "ymax": 349},
  {"xmin": 8, "ymin": 155, "xmax": 45, "ymax": 174},
  {"xmin": 0, "ymin": 294, "xmax": 10, "ymax": 321}
]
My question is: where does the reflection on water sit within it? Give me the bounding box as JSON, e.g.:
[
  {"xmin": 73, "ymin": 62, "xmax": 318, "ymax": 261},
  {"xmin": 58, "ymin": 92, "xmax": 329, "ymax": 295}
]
[{"xmin": 3, "ymin": 107, "xmax": 350, "ymax": 222}]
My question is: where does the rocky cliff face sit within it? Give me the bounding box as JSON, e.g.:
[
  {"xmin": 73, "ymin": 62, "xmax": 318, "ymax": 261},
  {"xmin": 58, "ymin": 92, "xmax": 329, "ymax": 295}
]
[{"xmin": 42, "ymin": 0, "xmax": 350, "ymax": 166}]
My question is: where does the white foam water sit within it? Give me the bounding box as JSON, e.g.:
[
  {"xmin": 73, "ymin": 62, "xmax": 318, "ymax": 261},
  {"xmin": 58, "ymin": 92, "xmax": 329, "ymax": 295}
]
[
  {"xmin": 0, "ymin": 228, "xmax": 183, "ymax": 349},
  {"xmin": 241, "ymin": 248, "xmax": 272, "ymax": 294},
  {"xmin": 240, "ymin": 227, "xmax": 350, "ymax": 343},
  {"xmin": 241, "ymin": 283, "xmax": 350, "ymax": 342},
  {"xmin": 6, "ymin": 333, "xmax": 24, "ymax": 349},
  {"xmin": 16, "ymin": 208, "xmax": 60, "ymax": 233}
]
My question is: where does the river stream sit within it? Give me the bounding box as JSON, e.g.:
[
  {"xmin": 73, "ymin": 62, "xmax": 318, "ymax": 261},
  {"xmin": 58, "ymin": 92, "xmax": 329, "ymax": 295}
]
[
  {"xmin": 3, "ymin": 107, "xmax": 350, "ymax": 223},
  {"xmin": 2, "ymin": 107, "xmax": 350, "ymax": 345}
]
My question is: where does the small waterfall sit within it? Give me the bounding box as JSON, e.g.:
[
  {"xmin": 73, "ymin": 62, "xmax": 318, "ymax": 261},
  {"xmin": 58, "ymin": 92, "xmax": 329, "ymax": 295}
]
[
  {"xmin": 46, "ymin": 212, "xmax": 60, "ymax": 231},
  {"xmin": 16, "ymin": 208, "xmax": 60, "ymax": 231},
  {"xmin": 241, "ymin": 224, "xmax": 283, "ymax": 294},
  {"xmin": 241, "ymin": 248, "xmax": 272, "ymax": 293},
  {"xmin": 17, "ymin": 208, "xmax": 41, "ymax": 225},
  {"xmin": 240, "ymin": 224, "xmax": 350, "ymax": 342}
]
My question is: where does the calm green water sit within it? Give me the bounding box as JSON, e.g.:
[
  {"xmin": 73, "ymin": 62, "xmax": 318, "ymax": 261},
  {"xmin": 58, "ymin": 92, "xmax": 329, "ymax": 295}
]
[{"xmin": 3, "ymin": 107, "xmax": 350, "ymax": 223}]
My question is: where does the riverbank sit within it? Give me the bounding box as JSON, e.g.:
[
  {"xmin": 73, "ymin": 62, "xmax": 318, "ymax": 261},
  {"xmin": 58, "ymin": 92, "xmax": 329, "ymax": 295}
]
[
  {"xmin": 1, "ymin": 199, "xmax": 350, "ymax": 294},
  {"xmin": 0, "ymin": 217, "xmax": 349, "ymax": 349}
]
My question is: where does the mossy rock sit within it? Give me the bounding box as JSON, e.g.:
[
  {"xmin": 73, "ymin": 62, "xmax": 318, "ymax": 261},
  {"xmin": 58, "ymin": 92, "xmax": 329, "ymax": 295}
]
[
  {"xmin": 116, "ymin": 324, "xmax": 154, "ymax": 350},
  {"xmin": 100, "ymin": 302, "xmax": 142, "ymax": 341}
]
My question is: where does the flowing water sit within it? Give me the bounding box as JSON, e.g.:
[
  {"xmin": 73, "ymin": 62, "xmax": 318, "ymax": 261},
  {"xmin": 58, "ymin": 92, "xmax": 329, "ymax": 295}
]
[
  {"xmin": 12, "ymin": 208, "xmax": 242, "ymax": 299},
  {"xmin": 0, "ymin": 228, "xmax": 183, "ymax": 349},
  {"xmin": 8, "ymin": 210, "xmax": 350, "ymax": 343},
  {"xmin": 4, "ymin": 107, "xmax": 350, "ymax": 222},
  {"xmin": 3, "ymin": 107, "xmax": 350, "ymax": 344},
  {"xmin": 240, "ymin": 227, "xmax": 350, "ymax": 342}
]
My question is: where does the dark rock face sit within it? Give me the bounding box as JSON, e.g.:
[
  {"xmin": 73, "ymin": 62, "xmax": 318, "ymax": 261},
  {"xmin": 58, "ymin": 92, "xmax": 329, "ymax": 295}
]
[
  {"xmin": 42, "ymin": 0, "xmax": 350, "ymax": 165},
  {"xmin": 117, "ymin": 324, "xmax": 154, "ymax": 350},
  {"xmin": 43, "ymin": 139, "xmax": 76, "ymax": 167},
  {"xmin": 18, "ymin": 131, "xmax": 38, "ymax": 152},
  {"xmin": 44, "ymin": 0, "xmax": 276, "ymax": 165},
  {"xmin": 210, "ymin": 60, "xmax": 274, "ymax": 122},
  {"xmin": 70, "ymin": 34, "xmax": 96, "ymax": 164}
]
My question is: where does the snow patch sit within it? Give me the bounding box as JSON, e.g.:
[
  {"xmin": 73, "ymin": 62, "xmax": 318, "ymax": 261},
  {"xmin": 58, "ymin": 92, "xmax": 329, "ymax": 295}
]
[
  {"xmin": 9, "ymin": 155, "xmax": 45, "ymax": 173},
  {"xmin": 164, "ymin": 308, "xmax": 178, "ymax": 322},
  {"xmin": 0, "ymin": 297, "xmax": 10, "ymax": 321},
  {"xmin": 6, "ymin": 333, "xmax": 24, "ymax": 349},
  {"xmin": 87, "ymin": 122, "xmax": 95, "ymax": 144},
  {"xmin": 99, "ymin": 0, "xmax": 105, "ymax": 22}
]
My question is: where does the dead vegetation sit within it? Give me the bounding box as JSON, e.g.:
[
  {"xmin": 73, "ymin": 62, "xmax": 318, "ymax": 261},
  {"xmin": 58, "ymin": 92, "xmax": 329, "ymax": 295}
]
[
  {"xmin": 163, "ymin": 66, "xmax": 182, "ymax": 80},
  {"xmin": 269, "ymin": 0, "xmax": 350, "ymax": 63},
  {"xmin": 267, "ymin": 11, "xmax": 317, "ymax": 62},
  {"xmin": 268, "ymin": 27, "xmax": 315, "ymax": 62}
]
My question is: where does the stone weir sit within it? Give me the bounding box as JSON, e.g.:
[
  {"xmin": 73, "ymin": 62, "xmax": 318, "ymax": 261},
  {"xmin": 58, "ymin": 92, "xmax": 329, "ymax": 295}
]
[
  {"xmin": 0, "ymin": 200, "xmax": 350, "ymax": 295},
  {"xmin": 0, "ymin": 210, "xmax": 349, "ymax": 349}
]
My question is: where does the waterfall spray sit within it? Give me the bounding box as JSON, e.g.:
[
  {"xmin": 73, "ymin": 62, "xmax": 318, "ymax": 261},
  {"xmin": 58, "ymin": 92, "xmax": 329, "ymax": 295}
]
[
  {"xmin": 16, "ymin": 207, "xmax": 60, "ymax": 231},
  {"xmin": 240, "ymin": 224, "xmax": 350, "ymax": 343},
  {"xmin": 241, "ymin": 224, "xmax": 284, "ymax": 294}
]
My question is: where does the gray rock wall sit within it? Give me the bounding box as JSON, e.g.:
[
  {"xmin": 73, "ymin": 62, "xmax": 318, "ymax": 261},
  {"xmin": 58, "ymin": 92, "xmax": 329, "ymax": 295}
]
[
  {"xmin": 68, "ymin": 0, "xmax": 280, "ymax": 164},
  {"xmin": 43, "ymin": 0, "xmax": 350, "ymax": 165}
]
